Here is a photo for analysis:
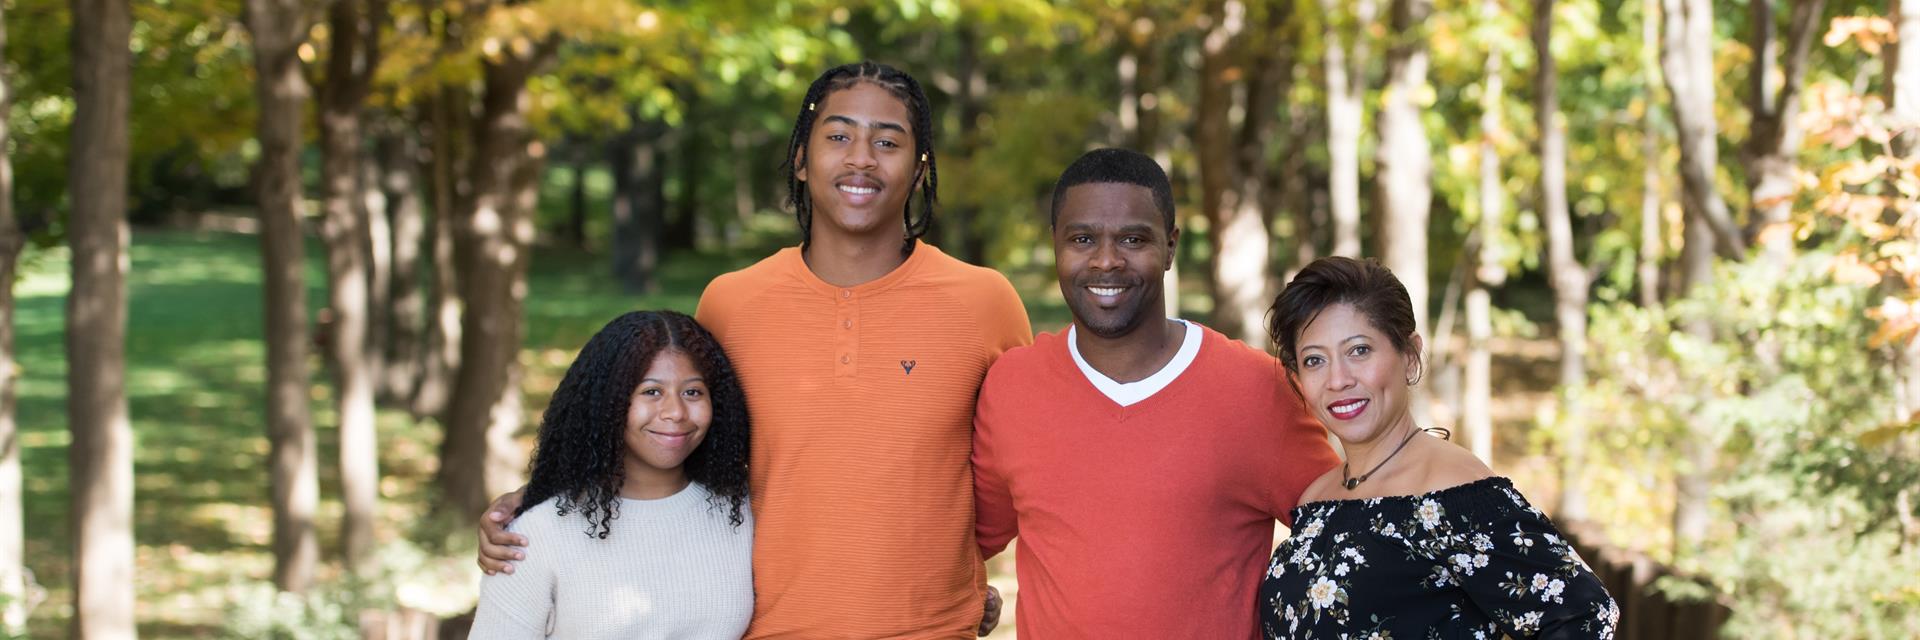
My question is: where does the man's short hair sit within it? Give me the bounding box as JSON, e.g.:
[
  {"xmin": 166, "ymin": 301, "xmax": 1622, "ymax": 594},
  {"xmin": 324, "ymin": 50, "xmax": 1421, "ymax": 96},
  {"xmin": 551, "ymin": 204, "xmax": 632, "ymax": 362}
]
[{"xmin": 1048, "ymin": 148, "xmax": 1176, "ymax": 232}]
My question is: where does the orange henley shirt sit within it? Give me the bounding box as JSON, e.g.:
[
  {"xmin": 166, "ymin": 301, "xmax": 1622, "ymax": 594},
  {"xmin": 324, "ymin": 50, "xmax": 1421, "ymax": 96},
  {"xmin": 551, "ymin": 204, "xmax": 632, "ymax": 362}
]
[{"xmin": 695, "ymin": 242, "xmax": 1032, "ymax": 639}]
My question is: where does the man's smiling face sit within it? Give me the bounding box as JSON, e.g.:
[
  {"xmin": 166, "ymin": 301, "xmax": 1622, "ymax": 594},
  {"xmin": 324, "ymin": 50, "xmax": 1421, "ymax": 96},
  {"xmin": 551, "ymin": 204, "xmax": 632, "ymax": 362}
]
[{"xmin": 1053, "ymin": 182, "xmax": 1177, "ymax": 339}]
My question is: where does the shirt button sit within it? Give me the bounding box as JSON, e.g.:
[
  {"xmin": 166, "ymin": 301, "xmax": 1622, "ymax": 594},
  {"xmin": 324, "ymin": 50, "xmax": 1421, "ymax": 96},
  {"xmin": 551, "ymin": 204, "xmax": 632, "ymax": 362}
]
[
  {"xmin": 843, "ymin": 319, "xmax": 853, "ymax": 329},
  {"xmin": 841, "ymin": 289, "xmax": 852, "ymax": 299},
  {"xmin": 841, "ymin": 355, "xmax": 851, "ymax": 364}
]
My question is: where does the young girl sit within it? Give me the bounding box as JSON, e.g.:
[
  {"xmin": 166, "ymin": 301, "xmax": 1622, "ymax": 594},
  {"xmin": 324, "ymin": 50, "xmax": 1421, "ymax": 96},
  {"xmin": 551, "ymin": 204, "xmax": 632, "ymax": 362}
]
[{"xmin": 469, "ymin": 310, "xmax": 752, "ymax": 639}]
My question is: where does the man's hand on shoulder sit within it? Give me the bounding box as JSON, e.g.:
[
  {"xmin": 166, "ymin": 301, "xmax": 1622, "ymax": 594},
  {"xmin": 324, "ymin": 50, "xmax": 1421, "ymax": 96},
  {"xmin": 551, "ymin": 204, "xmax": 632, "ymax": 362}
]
[{"xmin": 477, "ymin": 487, "xmax": 528, "ymax": 575}]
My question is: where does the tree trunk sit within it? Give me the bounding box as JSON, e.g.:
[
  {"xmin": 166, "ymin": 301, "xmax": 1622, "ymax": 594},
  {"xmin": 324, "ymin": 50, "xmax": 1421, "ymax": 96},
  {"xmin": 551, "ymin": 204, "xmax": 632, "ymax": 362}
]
[
  {"xmin": 1664, "ymin": 0, "xmax": 1734, "ymax": 561},
  {"xmin": 1464, "ymin": 0, "xmax": 1504, "ymax": 465},
  {"xmin": 242, "ymin": 0, "xmax": 319, "ymax": 594},
  {"xmin": 317, "ymin": 0, "xmax": 385, "ymax": 572},
  {"xmin": 729, "ymin": 129, "xmax": 755, "ymax": 240},
  {"xmin": 1126, "ymin": 24, "xmax": 1166, "ymax": 162},
  {"xmin": 380, "ymin": 131, "xmax": 427, "ymax": 405},
  {"xmin": 438, "ymin": 49, "xmax": 550, "ymax": 521},
  {"xmin": 1660, "ymin": 0, "xmax": 1746, "ymax": 260},
  {"xmin": 1118, "ymin": 20, "xmax": 1183, "ymax": 318},
  {"xmin": 567, "ymin": 140, "xmax": 588, "ymax": 249},
  {"xmin": 664, "ymin": 94, "xmax": 698, "ymax": 252},
  {"xmin": 1264, "ymin": 27, "xmax": 1320, "ymax": 277},
  {"xmin": 1198, "ymin": 0, "xmax": 1273, "ymax": 347},
  {"xmin": 1639, "ymin": 0, "xmax": 1664, "ymax": 309},
  {"xmin": 1117, "ymin": 48, "xmax": 1141, "ymax": 150},
  {"xmin": 1640, "ymin": 146, "xmax": 1663, "ymax": 307},
  {"xmin": 1377, "ymin": 0, "xmax": 1434, "ymax": 424},
  {"xmin": 1895, "ymin": 0, "xmax": 1920, "ymax": 157},
  {"xmin": 945, "ymin": 25, "xmax": 989, "ymax": 265},
  {"xmin": 414, "ymin": 87, "xmax": 465, "ymax": 420},
  {"xmin": 1535, "ymin": 0, "xmax": 1592, "ymax": 520},
  {"xmin": 66, "ymin": 1, "xmax": 136, "ymax": 636},
  {"xmin": 0, "ymin": 0, "xmax": 25, "ymax": 626},
  {"xmin": 1463, "ymin": 278, "xmax": 1493, "ymax": 462},
  {"xmin": 1891, "ymin": 0, "xmax": 1920, "ymax": 465},
  {"xmin": 609, "ymin": 118, "xmax": 664, "ymax": 294},
  {"xmin": 1241, "ymin": 2, "xmax": 1294, "ymax": 335},
  {"xmin": 1285, "ymin": 110, "xmax": 1324, "ymax": 277},
  {"xmin": 1743, "ymin": 0, "xmax": 1825, "ymax": 266},
  {"xmin": 363, "ymin": 132, "xmax": 392, "ymax": 403},
  {"xmin": 1146, "ymin": 32, "xmax": 1183, "ymax": 319},
  {"xmin": 1321, "ymin": 0, "xmax": 1375, "ymax": 258},
  {"xmin": 408, "ymin": 0, "xmax": 464, "ymax": 420},
  {"xmin": 1673, "ymin": 209, "xmax": 1716, "ymax": 560}
]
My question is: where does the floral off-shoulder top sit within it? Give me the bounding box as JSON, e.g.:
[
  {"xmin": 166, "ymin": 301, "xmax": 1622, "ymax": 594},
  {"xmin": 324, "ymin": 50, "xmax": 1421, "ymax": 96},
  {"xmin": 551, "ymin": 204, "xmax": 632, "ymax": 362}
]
[{"xmin": 1259, "ymin": 477, "xmax": 1619, "ymax": 639}]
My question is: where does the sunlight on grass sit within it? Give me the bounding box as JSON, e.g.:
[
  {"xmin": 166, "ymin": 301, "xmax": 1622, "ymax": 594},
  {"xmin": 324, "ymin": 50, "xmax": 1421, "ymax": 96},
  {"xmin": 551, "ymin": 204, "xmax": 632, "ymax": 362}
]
[
  {"xmin": 15, "ymin": 246, "xmax": 71, "ymax": 298},
  {"xmin": 16, "ymin": 431, "xmax": 69, "ymax": 450},
  {"xmin": 189, "ymin": 503, "xmax": 274, "ymax": 547}
]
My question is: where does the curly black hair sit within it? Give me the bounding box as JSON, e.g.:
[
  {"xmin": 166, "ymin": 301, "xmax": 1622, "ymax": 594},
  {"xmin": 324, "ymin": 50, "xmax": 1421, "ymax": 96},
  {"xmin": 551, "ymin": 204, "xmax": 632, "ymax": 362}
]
[
  {"xmin": 780, "ymin": 61, "xmax": 937, "ymax": 257},
  {"xmin": 517, "ymin": 310, "xmax": 751, "ymax": 538}
]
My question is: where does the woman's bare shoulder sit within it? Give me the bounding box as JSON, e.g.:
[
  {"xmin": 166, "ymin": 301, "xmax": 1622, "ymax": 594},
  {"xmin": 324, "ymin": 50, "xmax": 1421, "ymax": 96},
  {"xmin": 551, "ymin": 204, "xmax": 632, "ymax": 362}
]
[
  {"xmin": 1297, "ymin": 466, "xmax": 1347, "ymax": 506},
  {"xmin": 1415, "ymin": 435, "xmax": 1496, "ymax": 493}
]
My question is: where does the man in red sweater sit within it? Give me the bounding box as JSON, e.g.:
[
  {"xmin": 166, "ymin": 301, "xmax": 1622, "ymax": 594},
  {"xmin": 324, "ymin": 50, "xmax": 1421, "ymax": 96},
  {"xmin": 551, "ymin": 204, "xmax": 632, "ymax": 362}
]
[{"xmin": 971, "ymin": 148, "xmax": 1340, "ymax": 638}]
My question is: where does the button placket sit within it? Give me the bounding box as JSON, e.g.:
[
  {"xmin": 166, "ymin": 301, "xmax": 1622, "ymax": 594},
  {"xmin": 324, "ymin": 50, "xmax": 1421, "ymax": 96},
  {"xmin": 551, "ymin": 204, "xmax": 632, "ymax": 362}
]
[{"xmin": 835, "ymin": 289, "xmax": 858, "ymax": 378}]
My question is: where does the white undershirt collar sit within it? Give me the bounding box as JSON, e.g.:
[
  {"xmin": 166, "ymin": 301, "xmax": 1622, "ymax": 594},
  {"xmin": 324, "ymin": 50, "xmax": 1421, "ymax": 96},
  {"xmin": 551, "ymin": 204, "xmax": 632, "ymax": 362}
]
[{"xmin": 1067, "ymin": 319, "xmax": 1202, "ymax": 407}]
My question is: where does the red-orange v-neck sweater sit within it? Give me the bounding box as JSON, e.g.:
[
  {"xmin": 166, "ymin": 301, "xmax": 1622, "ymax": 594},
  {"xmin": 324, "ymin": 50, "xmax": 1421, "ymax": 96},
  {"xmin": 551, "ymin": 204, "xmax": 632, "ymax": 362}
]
[{"xmin": 972, "ymin": 325, "xmax": 1339, "ymax": 639}]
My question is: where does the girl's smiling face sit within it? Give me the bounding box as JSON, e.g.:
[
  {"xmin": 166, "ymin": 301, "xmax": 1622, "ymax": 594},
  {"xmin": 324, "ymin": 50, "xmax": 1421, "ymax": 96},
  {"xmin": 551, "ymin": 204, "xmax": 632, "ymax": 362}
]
[{"xmin": 623, "ymin": 349, "xmax": 712, "ymax": 487}]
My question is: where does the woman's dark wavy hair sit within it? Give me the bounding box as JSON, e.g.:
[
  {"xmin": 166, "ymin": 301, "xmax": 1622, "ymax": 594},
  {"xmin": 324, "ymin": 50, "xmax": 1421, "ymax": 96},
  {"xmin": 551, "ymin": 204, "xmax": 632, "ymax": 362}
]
[
  {"xmin": 1268, "ymin": 256, "xmax": 1425, "ymax": 383},
  {"xmin": 780, "ymin": 61, "xmax": 937, "ymax": 256},
  {"xmin": 517, "ymin": 310, "xmax": 750, "ymax": 538}
]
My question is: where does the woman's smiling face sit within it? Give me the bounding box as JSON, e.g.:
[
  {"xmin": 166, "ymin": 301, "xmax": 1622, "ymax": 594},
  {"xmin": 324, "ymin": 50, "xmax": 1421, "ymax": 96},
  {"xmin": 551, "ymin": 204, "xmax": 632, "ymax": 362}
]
[{"xmin": 1293, "ymin": 303, "xmax": 1422, "ymax": 446}]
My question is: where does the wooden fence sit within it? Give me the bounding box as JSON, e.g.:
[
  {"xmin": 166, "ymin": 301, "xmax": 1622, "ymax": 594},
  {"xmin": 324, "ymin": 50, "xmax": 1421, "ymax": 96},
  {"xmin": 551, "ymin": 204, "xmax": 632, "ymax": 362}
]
[
  {"xmin": 359, "ymin": 608, "xmax": 469, "ymax": 640},
  {"xmin": 1560, "ymin": 520, "xmax": 1733, "ymax": 639}
]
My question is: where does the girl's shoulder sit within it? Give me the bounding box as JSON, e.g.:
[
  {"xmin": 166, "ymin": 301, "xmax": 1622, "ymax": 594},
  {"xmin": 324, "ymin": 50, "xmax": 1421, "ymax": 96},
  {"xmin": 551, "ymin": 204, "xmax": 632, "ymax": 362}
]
[{"xmin": 506, "ymin": 496, "xmax": 576, "ymax": 537}]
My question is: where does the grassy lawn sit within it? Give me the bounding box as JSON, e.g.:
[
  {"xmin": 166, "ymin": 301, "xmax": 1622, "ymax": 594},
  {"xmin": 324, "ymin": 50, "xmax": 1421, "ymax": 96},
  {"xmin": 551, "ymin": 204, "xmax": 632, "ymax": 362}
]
[{"xmin": 9, "ymin": 226, "xmax": 1070, "ymax": 637}]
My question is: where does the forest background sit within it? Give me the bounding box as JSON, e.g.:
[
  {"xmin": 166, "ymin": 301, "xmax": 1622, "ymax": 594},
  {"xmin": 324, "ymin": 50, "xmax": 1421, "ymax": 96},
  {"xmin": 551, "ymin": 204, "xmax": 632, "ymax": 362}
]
[{"xmin": 1, "ymin": 0, "xmax": 1918, "ymax": 637}]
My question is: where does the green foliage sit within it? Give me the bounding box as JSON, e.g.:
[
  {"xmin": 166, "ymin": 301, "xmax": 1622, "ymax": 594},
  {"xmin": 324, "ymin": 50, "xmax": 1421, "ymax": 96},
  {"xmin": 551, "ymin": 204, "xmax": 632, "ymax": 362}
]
[
  {"xmin": 1579, "ymin": 250, "xmax": 1920, "ymax": 637},
  {"xmin": 944, "ymin": 88, "xmax": 1106, "ymax": 266},
  {"xmin": 5, "ymin": 0, "xmax": 252, "ymax": 227},
  {"xmin": 218, "ymin": 540, "xmax": 478, "ymax": 640},
  {"xmin": 0, "ymin": 588, "xmax": 27, "ymax": 640},
  {"xmin": 219, "ymin": 581, "xmax": 362, "ymax": 640}
]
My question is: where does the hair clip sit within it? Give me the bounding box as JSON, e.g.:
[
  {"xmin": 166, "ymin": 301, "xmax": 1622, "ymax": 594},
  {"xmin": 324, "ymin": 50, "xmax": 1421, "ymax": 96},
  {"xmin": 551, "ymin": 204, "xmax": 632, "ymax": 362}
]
[
  {"xmin": 808, "ymin": 102, "xmax": 816, "ymax": 111},
  {"xmin": 920, "ymin": 153, "xmax": 927, "ymax": 162}
]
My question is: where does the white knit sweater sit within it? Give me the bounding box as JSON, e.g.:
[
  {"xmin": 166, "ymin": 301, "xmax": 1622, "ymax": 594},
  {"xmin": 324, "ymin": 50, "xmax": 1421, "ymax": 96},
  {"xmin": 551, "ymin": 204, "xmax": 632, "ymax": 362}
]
[{"xmin": 469, "ymin": 483, "xmax": 754, "ymax": 640}]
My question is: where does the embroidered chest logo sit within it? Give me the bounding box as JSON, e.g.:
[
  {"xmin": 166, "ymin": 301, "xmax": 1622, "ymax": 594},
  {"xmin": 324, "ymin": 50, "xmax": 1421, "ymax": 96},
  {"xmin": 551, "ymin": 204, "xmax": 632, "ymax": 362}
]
[{"xmin": 901, "ymin": 359, "xmax": 917, "ymax": 375}]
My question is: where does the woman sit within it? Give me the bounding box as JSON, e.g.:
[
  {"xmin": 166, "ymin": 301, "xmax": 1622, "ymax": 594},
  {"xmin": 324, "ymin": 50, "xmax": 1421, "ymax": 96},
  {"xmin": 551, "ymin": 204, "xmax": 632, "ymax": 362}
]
[
  {"xmin": 1259, "ymin": 257, "xmax": 1617, "ymax": 639},
  {"xmin": 470, "ymin": 310, "xmax": 752, "ymax": 639}
]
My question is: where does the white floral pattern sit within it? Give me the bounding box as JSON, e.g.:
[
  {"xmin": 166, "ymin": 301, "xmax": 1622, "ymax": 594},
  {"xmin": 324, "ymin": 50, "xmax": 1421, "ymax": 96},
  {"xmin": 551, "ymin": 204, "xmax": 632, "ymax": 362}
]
[{"xmin": 1260, "ymin": 477, "xmax": 1617, "ymax": 639}]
